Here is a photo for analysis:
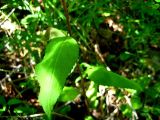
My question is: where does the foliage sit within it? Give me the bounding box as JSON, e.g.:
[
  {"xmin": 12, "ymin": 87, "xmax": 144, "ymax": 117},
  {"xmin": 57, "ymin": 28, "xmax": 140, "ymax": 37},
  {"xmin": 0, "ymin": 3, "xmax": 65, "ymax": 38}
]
[
  {"xmin": 35, "ymin": 36, "xmax": 79, "ymax": 119},
  {"xmin": 0, "ymin": 0, "xmax": 160, "ymax": 120},
  {"xmin": 86, "ymin": 66, "xmax": 142, "ymax": 91}
]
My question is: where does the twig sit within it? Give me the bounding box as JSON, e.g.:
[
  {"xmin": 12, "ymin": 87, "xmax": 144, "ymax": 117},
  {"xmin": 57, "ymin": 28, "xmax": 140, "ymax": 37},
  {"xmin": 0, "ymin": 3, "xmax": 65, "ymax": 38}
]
[
  {"xmin": 92, "ymin": 43, "xmax": 111, "ymax": 71},
  {"xmin": 106, "ymin": 108, "xmax": 119, "ymax": 120},
  {"xmin": 124, "ymin": 96, "xmax": 138, "ymax": 120},
  {"xmin": 0, "ymin": 68, "xmax": 12, "ymax": 72},
  {"xmin": 94, "ymin": 44, "xmax": 105, "ymax": 64},
  {"xmin": 0, "ymin": 68, "xmax": 22, "ymax": 98},
  {"xmin": 12, "ymin": 76, "xmax": 29, "ymax": 83},
  {"xmin": 0, "ymin": 8, "xmax": 15, "ymax": 26},
  {"xmin": 0, "ymin": 112, "xmax": 75, "ymax": 120}
]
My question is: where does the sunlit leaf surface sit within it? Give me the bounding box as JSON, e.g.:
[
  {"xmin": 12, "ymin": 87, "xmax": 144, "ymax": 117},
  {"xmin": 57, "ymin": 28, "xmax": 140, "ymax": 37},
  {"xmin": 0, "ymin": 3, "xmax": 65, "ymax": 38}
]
[
  {"xmin": 87, "ymin": 66, "xmax": 142, "ymax": 91},
  {"xmin": 35, "ymin": 37, "xmax": 79, "ymax": 119}
]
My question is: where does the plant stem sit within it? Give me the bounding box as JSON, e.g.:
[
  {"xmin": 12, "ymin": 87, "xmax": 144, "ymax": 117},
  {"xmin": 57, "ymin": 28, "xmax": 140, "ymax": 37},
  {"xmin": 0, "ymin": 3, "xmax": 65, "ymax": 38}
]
[
  {"xmin": 77, "ymin": 64, "xmax": 90, "ymax": 115},
  {"xmin": 60, "ymin": 0, "xmax": 72, "ymax": 36}
]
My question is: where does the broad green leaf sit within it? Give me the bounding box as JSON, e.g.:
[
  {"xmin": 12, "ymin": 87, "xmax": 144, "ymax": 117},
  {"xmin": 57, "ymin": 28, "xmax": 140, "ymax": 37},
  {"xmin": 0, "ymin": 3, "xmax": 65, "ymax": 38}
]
[
  {"xmin": 35, "ymin": 37, "xmax": 79, "ymax": 119},
  {"xmin": 58, "ymin": 87, "xmax": 80, "ymax": 102},
  {"xmin": 87, "ymin": 66, "xmax": 142, "ymax": 91}
]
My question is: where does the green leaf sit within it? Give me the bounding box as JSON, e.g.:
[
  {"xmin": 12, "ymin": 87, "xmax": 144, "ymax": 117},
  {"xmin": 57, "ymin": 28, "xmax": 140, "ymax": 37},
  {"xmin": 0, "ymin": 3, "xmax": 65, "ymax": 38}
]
[
  {"xmin": 120, "ymin": 104, "xmax": 132, "ymax": 118},
  {"xmin": 151, "ymin": 106, "xmax": 160, "ymax": 116},
  {"xmin": 0, "ymin": 96, "xmax": 6, "ymax": 114},
  {"xmin": 35, "ymin": 37, "xmax": 79, "ymax": 119},
  {"xmin": 21, "ymin": 14, "xmax": 39, "ymax": 26},
  {"xmin": 58, "ymin": 87, "xmax": 79, "ymax": 102},
  {"xmin": 7, "ymin": 98, "xmax": 23, "ymax": 106},
  {"xmin": 13, "ymin": 105, "xmax": 37, "ymax": 114},
  {"xmin": 155, "ymin": 0, "xmax": 160, "ymax": 3},
  {"xmin": 120, "ymin": 51, "xmax": 133, "ymax": 61},
  {"xmin": 58, "ymin": 105, "xmax": 71, "ymax": 115},
  {"xmin": 85, "ymin": 116, "xmax": 94, "ymax": 120},
  {"xmin": 131, "ymin": 96, "xmax": 142, "ymax": 109},
  {"xmin": 0, "ymin": 96, "xmax": 6, "ymax": 105},
  {"xmin": 43, "ymin": 27, "xmax": 67, "ymax": 42},
  {"xmin": 87, "ymin": 66, "xmax": 142, "ymax": 91}
]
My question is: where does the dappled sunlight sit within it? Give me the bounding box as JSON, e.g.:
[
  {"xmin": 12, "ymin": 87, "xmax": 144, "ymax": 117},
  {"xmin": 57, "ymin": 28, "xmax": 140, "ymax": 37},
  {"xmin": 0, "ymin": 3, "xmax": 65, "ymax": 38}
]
[{"xmin": 0, "ymin": 0, "xmax": 160, "ymax": 120}]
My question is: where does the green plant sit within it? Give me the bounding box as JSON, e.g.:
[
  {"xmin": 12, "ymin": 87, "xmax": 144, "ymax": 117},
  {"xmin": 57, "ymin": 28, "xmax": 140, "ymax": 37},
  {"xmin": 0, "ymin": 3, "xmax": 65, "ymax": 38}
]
[
  {"xmin": 35, "ymin": 35, "xmax": 79, "ymax": 119},
  {"xmin": 35, "ymin": 29, "xmax": 141, "ymax": 119},
  {"xmin": 1, "ymin": 0, "xmax": 160, "ymax": 120}
]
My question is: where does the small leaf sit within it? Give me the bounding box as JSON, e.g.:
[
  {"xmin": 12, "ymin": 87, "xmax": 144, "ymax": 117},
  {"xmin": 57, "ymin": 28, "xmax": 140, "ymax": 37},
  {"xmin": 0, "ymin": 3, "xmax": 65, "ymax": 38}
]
[
  {"xmin": 14, "ymin": 105, "xmax": 37, "ymax": 114},
  {"xmin": 120, "ymin": 104, "xmax": 132, "ymax": 118},
  {"xmin": 35, "ymin": 37, "xmax": 79, "ymax": 119},
  {"xmin": 85, "ymin": 116, "xmax": 94, "ymax": 120},
  {"xmin": 21, "ymin": 14, "xmax": 38, "ymax": 26},
  {"xmin": 87, "ymin": 66, "xmax": 142, "ymax": 91},
  {"xmin": 7, "ymin": 98, "xmax": 23, "ymax": 106},
  {"xmin": 152, "ymin": 106, "xmax": 160, "ymax": 116},
  {"xmin": 131, "ymin": 96, "xmax": 142, "ymax": 109},
  {"xmin": 0, "ymin": 96, "xmax": 6, "ymax": 105},
  {"xmin": 58, "ymin": 87, "xmax": 79, "ymax": 102},
  {"xmin": 0, "ymin": 96, "xmax": 6, "ymax": 114},
  {"xmin": 43, "ymin": 27, "xmax": 67, "ymax": 42},
  {"xmin": 120, "ymin": 51, "xmax": 132, "ymax": 61}
]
